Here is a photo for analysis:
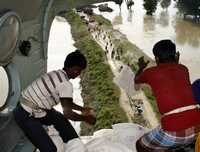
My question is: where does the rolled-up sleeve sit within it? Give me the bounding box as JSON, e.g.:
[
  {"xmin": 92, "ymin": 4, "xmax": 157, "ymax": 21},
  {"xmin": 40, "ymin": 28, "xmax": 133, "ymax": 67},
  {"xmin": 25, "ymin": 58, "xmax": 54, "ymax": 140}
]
[{"xmin": 135, "ymin": 69, "xmax": 150, "ymax": 84}]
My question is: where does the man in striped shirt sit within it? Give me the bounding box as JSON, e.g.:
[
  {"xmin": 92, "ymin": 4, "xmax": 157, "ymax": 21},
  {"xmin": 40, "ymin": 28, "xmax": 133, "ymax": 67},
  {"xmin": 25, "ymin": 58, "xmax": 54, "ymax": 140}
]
[{"xmin": 14, "ymin": 50, "xmax": 96, "ymax": 152}]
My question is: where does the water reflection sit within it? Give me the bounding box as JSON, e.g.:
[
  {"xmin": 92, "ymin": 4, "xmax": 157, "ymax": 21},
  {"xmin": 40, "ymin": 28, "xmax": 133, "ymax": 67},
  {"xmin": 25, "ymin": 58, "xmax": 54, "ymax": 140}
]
[
  {"xmin": 175, "ymin": 19, "xmax": 200, "ymax": 48},
  {"xmin": 113, "ymin": 12, "xmax": 123, "ymax": 25},
  {"xmin": 127, "ymin": 10, "xmax": 133, "ymax": 22},
  {"xmin": 157, "ymin": 10, "xmax": 169, "ymax": 27},
  {"xmin": 160, "ymin": 0, "xmax": 171, "ymax": 10},
  {"xmin": 143, "ymin": 15, "xmax": 156, "ymax": 32}
]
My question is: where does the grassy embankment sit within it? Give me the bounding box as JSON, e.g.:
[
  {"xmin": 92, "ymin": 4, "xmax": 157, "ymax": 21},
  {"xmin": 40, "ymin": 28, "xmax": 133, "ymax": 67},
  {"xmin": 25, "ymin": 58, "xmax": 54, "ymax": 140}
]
[
  {"xmin": 92, "ymin": 14, "xmax": 161, "ymax": 120},
  {"xmin": 64, "ymin": 10, "xmax": 128, "ymax": 135}
]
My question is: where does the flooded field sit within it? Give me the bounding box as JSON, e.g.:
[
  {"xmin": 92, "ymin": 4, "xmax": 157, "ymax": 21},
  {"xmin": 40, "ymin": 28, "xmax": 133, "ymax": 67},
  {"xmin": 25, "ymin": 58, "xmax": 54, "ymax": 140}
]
[{"xmin": 94, "ymin": 0, "xmax": 200, "ymax": 82}]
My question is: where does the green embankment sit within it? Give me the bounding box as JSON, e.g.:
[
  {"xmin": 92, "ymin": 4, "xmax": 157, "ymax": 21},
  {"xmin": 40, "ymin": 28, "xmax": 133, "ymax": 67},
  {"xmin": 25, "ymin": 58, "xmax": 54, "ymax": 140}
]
[
  {"xmin": 64, "ymin": 9, "xmax": 161, "ymax": 135},
  {"xmin": 64, "ymin": 10, "xmax": 128, "ymax": 135},
  {"xmin": 92, "ymin": 14, "xmax": 161, "ymax": 120}
]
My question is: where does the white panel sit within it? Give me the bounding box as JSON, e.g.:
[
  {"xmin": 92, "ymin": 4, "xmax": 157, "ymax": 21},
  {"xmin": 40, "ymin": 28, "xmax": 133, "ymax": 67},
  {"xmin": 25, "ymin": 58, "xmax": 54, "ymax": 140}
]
[{"xmin": 0, "ymin": 67, "xmax": 9, "ymax": 108}]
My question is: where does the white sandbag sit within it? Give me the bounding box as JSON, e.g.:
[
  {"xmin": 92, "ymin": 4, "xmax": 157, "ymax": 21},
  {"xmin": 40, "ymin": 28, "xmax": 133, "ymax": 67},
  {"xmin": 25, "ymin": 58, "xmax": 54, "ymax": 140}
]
[
  {"xmin": 93, "ymin": 129, "xmax": 114, "ymax": 138},
  {"xmin": 64, "ymin": 138, "xmax": 88, "ymax": 152},
  {"xmin": 85, "ymin": 137, "xmax": 132, "ymax": 152},
  {"xmin": 49, "ymin": 126, "xmax": 66, "ymax": 152},
  {"xmin": 114, "ymin": 65, "xmax": 136, "ymax": 97},
  {"xmin": 50, "ymin": 135, "xmax": 65, "ymax": 152},
  {"xmin": 92, "ymin": 129, "xmax": 120, "ymax": 144},
  {"xmin": 112, "ymin": 123, "xmax": 149, "ymax": 134},
  {"xmin": 38, "ymin": 123, "xmax": 149, "ymax": 152},
  {"xmin": 112, "ymin": 123, "xmax": 149, "ymax": 151},
  {"xmin": 84, "ymin": 123, "xmax": 148, "ymax": 152}
]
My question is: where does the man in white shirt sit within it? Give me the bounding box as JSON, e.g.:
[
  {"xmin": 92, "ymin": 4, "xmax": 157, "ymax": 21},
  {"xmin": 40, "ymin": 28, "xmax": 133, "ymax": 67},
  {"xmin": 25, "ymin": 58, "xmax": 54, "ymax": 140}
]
[{"xmin": 14, "ymin": 50, "xmax": 96, "ymax": 152}]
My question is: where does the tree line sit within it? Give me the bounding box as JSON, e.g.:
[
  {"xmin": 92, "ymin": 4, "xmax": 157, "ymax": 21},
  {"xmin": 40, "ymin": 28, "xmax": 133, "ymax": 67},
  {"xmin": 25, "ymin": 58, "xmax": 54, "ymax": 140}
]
[{"xmin": 113, "ymin": 0, "xmax": 200, "ymax": 22}]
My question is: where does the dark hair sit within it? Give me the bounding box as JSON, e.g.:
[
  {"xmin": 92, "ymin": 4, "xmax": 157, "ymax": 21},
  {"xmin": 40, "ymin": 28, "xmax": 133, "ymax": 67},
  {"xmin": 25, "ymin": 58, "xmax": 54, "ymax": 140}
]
[
  {"xmin": 64, "ymin": 50, "xmax": 87, "ymax": 69},
  {"xmin": 153, "ymin": 39, "xmax": 176, "ymax": 63}
]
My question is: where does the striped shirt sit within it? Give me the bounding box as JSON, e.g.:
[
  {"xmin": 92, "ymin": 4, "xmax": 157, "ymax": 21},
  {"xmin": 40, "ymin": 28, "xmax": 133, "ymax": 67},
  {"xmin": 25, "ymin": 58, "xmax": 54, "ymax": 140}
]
[{"xmin": 20, "ymin": 69, "xmax": 73, "ymax": 117}]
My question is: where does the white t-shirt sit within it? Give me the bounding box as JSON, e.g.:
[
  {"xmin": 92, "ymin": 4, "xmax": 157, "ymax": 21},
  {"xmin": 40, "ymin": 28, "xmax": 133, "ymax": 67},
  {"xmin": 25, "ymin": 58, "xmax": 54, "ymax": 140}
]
[{"xmin": 21, "ymin": 69, "xmax": 73, "ymax": 117}]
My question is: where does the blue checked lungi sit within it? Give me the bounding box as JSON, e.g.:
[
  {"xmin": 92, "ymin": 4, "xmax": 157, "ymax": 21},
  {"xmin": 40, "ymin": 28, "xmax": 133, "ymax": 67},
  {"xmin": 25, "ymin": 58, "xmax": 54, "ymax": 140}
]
[{"xmin": 140, "ymin": 125, "xmax": 200, "ymax": 150}]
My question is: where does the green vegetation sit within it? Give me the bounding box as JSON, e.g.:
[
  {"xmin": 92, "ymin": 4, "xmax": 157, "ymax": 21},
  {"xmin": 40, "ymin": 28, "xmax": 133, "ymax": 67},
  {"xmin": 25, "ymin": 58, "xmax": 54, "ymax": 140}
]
[
  {"xmin": 176, "ymin": 0, "xmax": 200, "ymax": 22},
  {"xmin": 64, "ymin": 10, "xmax": 128, "ymax": 135},
  {"xmin": 93, "ymin": 14, "xmax": 112, "ymax": 26},
  {"xmin": 143, "ymin": 0, "xmax": 158, "ymax": 15},
  {"xmin": 142, "ymin": 85, "xmax": 160, "ymax": 119},
  {"xmin": 160, "ymin": 0, "xmax": 171, "ymax": 10}
]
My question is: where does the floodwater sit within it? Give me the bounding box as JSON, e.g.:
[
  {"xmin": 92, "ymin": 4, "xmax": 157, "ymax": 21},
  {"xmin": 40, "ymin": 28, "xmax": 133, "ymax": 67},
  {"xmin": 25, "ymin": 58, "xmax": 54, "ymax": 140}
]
[
  {"xmin": 47, "ymin": 16, "xmax": 83, "ymax": 134},
  {"xmin": 94, "ymin": 0, "xmax": 200, "ymax": 82}
]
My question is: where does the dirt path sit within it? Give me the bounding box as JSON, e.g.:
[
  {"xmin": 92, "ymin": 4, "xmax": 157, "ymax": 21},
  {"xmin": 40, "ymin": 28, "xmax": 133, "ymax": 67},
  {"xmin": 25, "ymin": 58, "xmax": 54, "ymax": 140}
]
[{"xmin": 132, "ymin": 91, "xmax": 158, "ymax": 128}]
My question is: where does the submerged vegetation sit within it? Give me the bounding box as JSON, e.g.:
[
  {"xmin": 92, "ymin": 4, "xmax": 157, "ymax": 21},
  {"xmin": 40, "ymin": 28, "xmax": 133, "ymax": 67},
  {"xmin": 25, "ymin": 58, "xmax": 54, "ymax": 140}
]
[
  {"xmin": 92, "ymin": 14, "xmax": 112, "ymax": 26},
  {"xmin": 64, "ymin": 10, "xmax": 128, "ymax": 135}
]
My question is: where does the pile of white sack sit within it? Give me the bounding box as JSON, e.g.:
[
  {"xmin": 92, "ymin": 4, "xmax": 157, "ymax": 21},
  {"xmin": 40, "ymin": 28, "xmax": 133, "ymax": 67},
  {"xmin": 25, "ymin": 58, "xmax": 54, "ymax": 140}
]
[{"xmin": 41, "ymin": 123, "xmax": 149, "ymax": 152}]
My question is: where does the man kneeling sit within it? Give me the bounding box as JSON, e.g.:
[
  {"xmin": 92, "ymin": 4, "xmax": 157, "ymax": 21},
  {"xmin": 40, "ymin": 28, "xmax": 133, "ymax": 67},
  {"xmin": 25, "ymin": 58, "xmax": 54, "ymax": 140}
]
[{"xmin": 135, "ymin": 40, "xmax": 200, "ymax": 151}]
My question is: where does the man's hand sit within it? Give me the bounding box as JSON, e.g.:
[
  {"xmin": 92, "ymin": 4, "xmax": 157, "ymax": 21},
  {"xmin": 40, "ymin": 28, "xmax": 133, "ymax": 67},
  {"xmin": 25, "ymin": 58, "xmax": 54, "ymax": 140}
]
[
  {"xmin": 82, "ymin": 107, "xmax": 95, "ymax": 116},
  {"xmin": 175, "ymin": 51, "xmax": 180, "ymax": 63},
  {"xmin": 137, "ymin": 56, "xmax": 149, "ymax": 70},
  {"xmin": 82, "ymin": 107, "xmax": 96, "ymax": 125},
  {"xmin": 135, "ymin": 56, "xmax": 150, "ymax": 84},
  {"xmin": 84, "ymin": 114, "xmax": 96, "ymax": 125}
]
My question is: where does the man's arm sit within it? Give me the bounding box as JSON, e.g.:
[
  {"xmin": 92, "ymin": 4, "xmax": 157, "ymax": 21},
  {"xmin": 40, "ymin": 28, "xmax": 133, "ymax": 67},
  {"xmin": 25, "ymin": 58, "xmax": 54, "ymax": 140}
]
[
  {"xmin": 134, "ymin": 56, "xmax": 149, "ymax": 89},
  {"xmin": 63, "ymin": 97, "xmax": 85, "ymax": 112},
  {"xmin": 60, "ymin": 97, "xmax": 96, "ymax": 125}
]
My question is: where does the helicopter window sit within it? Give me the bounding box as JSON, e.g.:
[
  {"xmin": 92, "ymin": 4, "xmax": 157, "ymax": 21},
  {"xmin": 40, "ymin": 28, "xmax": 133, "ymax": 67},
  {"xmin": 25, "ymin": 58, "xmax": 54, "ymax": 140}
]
[
  {"xmin": 0, "ymin": 10, "xmax": 21, "ymax": 66},
  {"xmin": 0, "ymin": 11, "xmax": 21, "ymax": 114}
]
